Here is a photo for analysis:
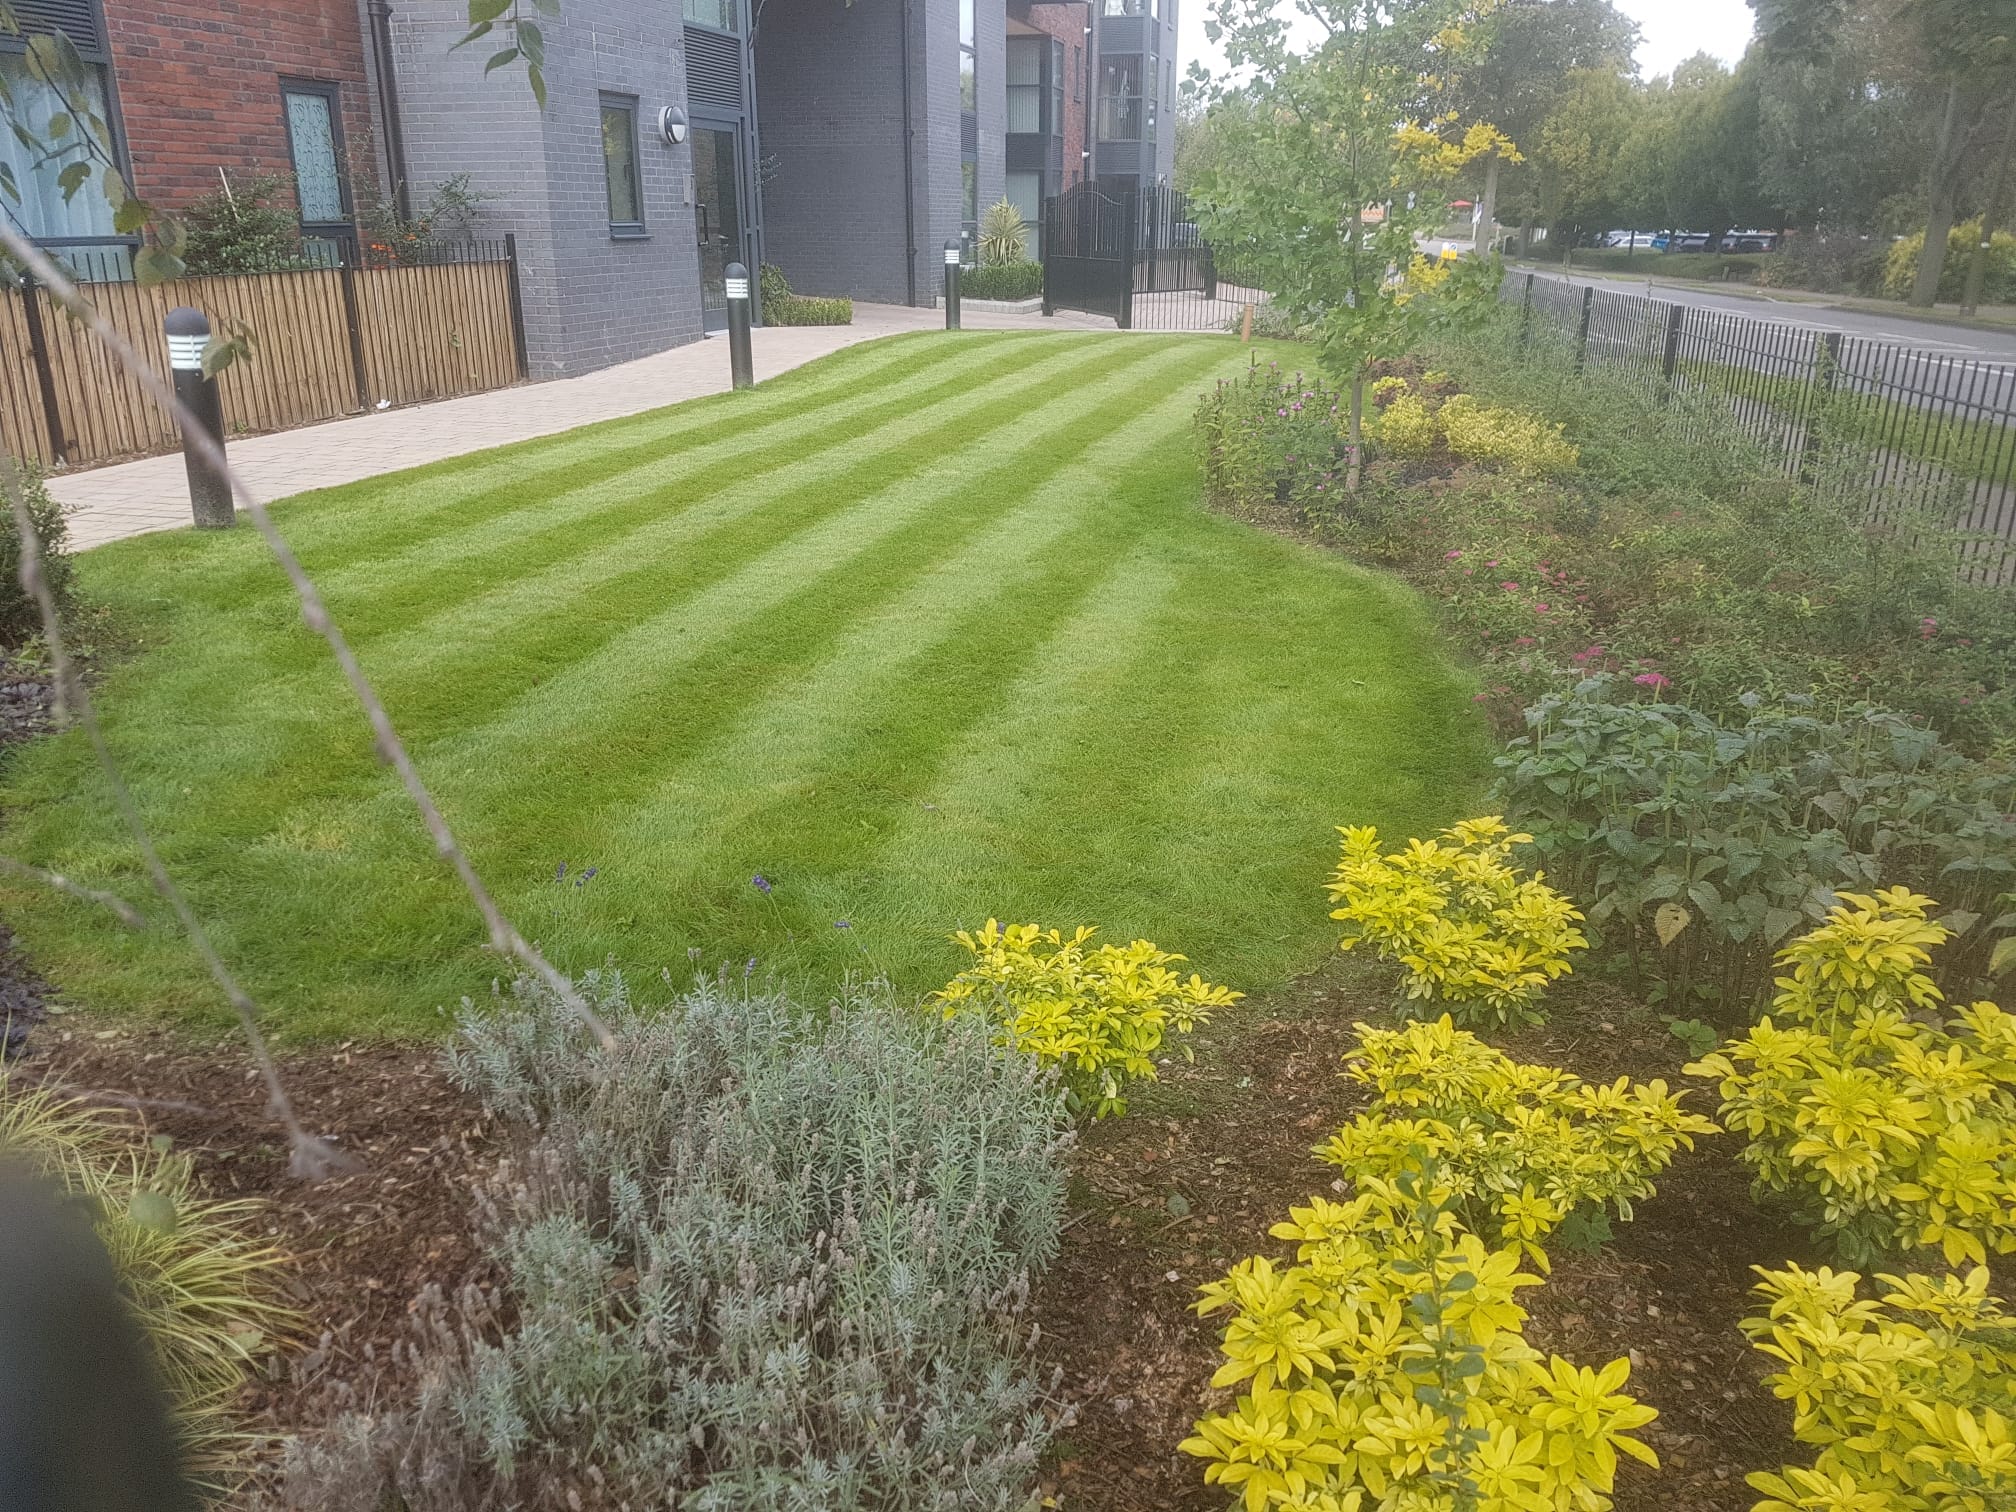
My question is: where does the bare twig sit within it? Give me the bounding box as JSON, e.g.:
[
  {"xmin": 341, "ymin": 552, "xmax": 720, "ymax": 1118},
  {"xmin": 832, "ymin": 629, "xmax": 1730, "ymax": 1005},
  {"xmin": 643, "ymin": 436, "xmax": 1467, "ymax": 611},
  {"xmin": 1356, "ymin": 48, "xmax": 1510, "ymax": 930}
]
[
  {"xmin": 0, "ymin": 228, "xmax": 614, "ymax": 1062},
  {"xmin": 0, "ymin": 854, "xmax": 145, "ymax": 928},
  {"xmin": 2, "ymin": 456, "xmax": 358, "ymax": 1178}
]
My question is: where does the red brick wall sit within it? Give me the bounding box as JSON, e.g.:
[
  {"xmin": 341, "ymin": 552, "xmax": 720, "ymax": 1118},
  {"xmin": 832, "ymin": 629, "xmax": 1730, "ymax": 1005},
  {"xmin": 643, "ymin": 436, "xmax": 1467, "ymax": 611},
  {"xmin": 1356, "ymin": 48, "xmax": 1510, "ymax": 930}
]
[
  {"xmin": 103, "ymin": 0, "xmax": 378, "ymax": 214},
  {"xmin": 1016, "ymin": 2, "xmax": 1088, "ymax": 188}
]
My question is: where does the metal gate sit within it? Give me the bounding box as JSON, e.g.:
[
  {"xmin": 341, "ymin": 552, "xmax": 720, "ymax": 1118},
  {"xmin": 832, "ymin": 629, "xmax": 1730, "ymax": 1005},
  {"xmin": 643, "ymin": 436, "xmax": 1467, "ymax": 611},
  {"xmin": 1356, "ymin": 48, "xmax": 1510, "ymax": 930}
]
[
  {"xmin": 1042, "ymin": 183, "xmax": 1135, "ymax": 327},
  {"xmin": 1042, "ymin": 184, "xmax": 1267, "ymax": 332}
]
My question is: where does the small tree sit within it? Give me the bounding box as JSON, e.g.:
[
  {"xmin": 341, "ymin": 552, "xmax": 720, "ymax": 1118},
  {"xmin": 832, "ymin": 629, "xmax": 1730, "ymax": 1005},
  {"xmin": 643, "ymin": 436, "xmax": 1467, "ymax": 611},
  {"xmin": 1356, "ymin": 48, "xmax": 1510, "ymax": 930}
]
[{"xmin": 1190, "ymin": 0, "xmax": 1514, "ymax": 490}]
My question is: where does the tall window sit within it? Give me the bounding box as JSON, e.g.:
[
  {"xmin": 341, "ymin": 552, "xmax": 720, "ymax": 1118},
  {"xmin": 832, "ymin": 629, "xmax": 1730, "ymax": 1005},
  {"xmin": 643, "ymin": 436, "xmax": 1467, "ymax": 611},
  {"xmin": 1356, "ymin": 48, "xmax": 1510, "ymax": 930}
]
[
  {"xmin": 280, "ymin": 79, "xmax": 350, "ymax": 258},
  {"xmin": 600, "ymin": 95, "xmax": 644, "ymax": 235},
  {"xmin": 1096, "ymin": 55, "xmax": 1142, "ymax": 141},
  {"xmin": 0, "ymin": 50, "xmax": 116, "ymax": 245},
  {"xmin": 1072, "ymin": 43, "xmax": 1082, "ymax": 101},
  {"xmin": 1051, "ymin": 39, "xmax": 1065, "ymax": 133},
  {"xmin": 1006, "ymin": 37, "xmax": 1042, "ymax": 133}
]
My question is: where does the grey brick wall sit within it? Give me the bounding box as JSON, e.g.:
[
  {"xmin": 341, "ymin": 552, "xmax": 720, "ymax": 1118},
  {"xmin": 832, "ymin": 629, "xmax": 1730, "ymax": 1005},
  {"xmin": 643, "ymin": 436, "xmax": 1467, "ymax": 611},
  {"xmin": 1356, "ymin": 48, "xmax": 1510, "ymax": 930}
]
[
  {"xmin": 390, "ymin": 0, "xmax": 705, "ymax": 378},
  {"xmin": 756, "ymin": 0, "xmax": 1005, "ymax": 307},
  {"xmin": 754, "ymin": 0, "xmax": 912, "ymax": 304}
]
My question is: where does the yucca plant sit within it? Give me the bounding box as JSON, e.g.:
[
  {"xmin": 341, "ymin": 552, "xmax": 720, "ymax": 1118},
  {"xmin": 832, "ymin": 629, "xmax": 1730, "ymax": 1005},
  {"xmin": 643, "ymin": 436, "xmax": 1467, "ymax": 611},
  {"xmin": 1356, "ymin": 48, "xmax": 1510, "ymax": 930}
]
[
  {"xmin": 977, "ymin": 197, "xmax": 1029, "ymax": 267},
  {"xmin": 0, "ymin": 1073, "xmax": 295, "ymax": 1494}
]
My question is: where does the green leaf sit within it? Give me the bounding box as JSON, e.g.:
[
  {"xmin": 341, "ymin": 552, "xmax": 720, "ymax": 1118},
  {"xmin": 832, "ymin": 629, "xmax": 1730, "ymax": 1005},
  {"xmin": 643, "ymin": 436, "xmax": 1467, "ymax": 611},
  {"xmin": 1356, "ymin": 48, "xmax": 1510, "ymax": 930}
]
[
  {"xmin": 451, "ymin": 19, "xmax": 494, "ymax": 48},
  {"xmin": 1991, "ymin": 935, "xmax": 2016, "ymax": 978},
  {"xmin": 0, "ymin": 162, "xmax": 17, "ymax": 204},
  {"xmin": 200, "ymin": 333, "xmax": 243, "ymax": 378},
  {"xmin": 467, "ymin": 0, "xmax": 514, "ymax": 22},
  {"xmin": 54, "ymin": 158, "xmax": 88, "ymax": 200},
  {"xmin": 527, "ymin": 62, "xmax": 547, "ymax": 109},
  {"xmin": 44, "ymin": 110, "xmax": 69, "ymax": 140},
  {"xmin": 132, "ymin": 244, "xmax": 184, "ymax": 286},
  {"xmin": 126, "ymin": 1189, "xmax": 177, "ymax": 1234},
  {"xmin": 483, "ymin": 46, "xmax": 520, "ymax": 74},
  {"xmin": 517, "ymin": 19, "xmax": 544, "ymax": 65}
]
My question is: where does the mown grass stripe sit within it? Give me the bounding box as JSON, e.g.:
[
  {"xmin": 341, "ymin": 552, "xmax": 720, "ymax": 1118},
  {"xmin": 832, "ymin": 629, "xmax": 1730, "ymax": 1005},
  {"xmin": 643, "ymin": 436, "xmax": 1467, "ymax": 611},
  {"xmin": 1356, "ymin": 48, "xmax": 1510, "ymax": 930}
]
[
  {"xmin": 83, "ymin": 339, "xmax": 1192, "ymax": 864},
  {"xmin": 172, "ymin": 332, "xmax": 992, "ymax": 597},
  {"xmin": 548, "ymin": 373, "xmax": 1218, "ymax": 947}
]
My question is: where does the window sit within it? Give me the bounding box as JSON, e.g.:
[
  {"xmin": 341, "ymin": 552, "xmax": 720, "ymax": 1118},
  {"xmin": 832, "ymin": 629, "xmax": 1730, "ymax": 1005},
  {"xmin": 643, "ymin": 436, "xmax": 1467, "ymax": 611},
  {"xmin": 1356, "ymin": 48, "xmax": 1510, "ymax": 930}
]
[
  {"xmin": 280, "ymin": 79, "xmax": 349, "ymax": 233},
  {"xmin": 1051, "ymin": 39, "xmax": 1065, "ymax": 134},
  {"xmin": 682, "ymin": 0, "xmax": 738, "ymax": 29},
  {"xmin": 600, "ymin": 95, "xmax": 644, "ymax": 235},
  {"xmin": 0, "ymin": 50, "xmax": 116, "ymax": 244},
  {"xmin": 1006, "ymin": 37, "xmax": 1042, "ymax": 133},
  {"xmin": 962, "ymin": 160, "xmax": 977, "ymax": 222},
  {"xmin": 1096, "ymin": 55, "xmax": 1143, "ymax": 141},
  {"xmin": 1072, "ymin": 43, "xmax": 1082, "ymax": 101},
  {"xmin": 958, "ymin": 0, "xmax": 976, "ymax": 244},
  {"xmin": 1005, "ymin": 170, "xmax": 1041, "ymax": 259}
]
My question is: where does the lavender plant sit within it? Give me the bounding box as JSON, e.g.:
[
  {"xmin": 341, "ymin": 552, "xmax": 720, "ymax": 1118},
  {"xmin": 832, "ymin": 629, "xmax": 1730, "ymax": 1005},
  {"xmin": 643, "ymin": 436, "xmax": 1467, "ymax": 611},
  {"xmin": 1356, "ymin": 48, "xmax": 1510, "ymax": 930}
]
[{"xmin": 282, "ymin": 971, "xmax": 1069, "ymax": 1512}]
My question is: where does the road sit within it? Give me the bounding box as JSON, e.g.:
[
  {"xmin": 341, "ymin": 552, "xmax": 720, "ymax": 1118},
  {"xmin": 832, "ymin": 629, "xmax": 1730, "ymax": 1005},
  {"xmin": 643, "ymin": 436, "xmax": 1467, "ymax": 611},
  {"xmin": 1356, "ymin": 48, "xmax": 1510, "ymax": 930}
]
[{"xmin": 1521, "ymin": 267, "xmax": 2016, "ymax": 365}]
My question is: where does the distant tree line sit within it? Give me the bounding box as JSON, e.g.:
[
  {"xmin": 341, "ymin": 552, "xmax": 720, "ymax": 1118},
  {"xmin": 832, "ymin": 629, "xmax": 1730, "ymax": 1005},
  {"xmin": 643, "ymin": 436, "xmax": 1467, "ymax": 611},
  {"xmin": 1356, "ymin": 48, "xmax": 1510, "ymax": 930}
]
[{"xmin": 1176, "ymin": 0, "xmax": 2016, "ymax": 308}]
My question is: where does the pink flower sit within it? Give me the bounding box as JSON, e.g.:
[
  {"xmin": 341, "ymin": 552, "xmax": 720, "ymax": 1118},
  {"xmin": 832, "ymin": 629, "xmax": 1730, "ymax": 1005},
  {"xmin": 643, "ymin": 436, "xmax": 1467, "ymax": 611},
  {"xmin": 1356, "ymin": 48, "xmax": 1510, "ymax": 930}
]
[
  {"xmin": 1472, "ymin": 692, "xmax": 1489, "ymax": 702},
  {"xmin": 1463, "ymin": 567, "xmax": 1474, "ymax": 575},
  {"xmin": 1535, "ymin": 603, "xmax": 1550, "ymax": 613},
  {"xmin": 1501, "ymin": 581, "xmax": 1520, "ymax": 592},
  {"xmin": 1445, "ymin": 549, "xmax": 1464, "ymax": 560},
  {"xmin": 1513, "ymin": 635, "xmax": 1536, "ymax": 647},
  {"xmin": 1920, "ymin": 616, "xmax": 1938, "ymax": 639},
  {"xmin": 1485, "ymin": 559, "xmax": 1500, "ymax": 568},
  {"xmin": 1634, "ymin": 671, "xmax": 1671, "ymax": 689}
]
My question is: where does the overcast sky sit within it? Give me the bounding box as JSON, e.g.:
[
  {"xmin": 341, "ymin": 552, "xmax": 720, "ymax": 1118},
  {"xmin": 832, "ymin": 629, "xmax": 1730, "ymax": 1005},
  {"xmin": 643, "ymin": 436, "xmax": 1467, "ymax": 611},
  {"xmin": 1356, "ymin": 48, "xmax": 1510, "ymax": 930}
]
[{"xmin": 1176, "ymin": 0, "xmax": 1758, "ymax": 87}]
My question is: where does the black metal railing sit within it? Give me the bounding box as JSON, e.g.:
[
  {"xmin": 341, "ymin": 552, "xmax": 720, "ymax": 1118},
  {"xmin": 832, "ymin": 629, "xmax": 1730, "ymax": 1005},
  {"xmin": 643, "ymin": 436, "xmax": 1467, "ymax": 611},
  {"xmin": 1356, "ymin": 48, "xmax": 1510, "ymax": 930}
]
[{"xmin": 1508, "ymin": 271, "xmax": 2016, "ymax": 583}]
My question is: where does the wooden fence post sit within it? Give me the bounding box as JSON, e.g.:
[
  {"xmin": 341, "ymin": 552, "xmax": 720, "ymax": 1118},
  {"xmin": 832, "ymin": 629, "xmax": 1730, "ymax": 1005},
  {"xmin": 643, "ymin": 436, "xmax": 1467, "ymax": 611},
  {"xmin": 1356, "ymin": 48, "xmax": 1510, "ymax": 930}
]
[
  {"xmin": 1573, "ymin": 284, "xmax": 1594, "ymax": 374},
  {"xmin": 1517, "ymin": 271, "xmax": 1534, "ymax": 352},
  {"xmin": 1800, "ymin": 330, "xmax": 1843, "ymax": 483},
  {"xmin": 19, "ymin": 276, "xmax": 70, "ymax": 464}
]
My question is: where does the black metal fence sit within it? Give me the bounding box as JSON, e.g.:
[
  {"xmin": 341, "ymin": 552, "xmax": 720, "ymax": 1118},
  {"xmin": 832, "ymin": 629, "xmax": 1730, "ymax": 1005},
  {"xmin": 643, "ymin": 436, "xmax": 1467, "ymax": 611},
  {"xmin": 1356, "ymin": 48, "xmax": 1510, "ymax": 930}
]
[
  {"xmin": 1042, "ymin": 184, "xmax": 1271, "ymax": 332},
  {"xmin": 1511, "ymin": 272, "xmax": 2016, "ymax": 583}
]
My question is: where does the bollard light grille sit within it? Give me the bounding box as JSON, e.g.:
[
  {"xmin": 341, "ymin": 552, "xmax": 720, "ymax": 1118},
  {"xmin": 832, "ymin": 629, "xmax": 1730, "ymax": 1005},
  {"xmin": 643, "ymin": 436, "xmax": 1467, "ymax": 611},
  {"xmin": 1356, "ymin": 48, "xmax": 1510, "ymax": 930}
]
[
  {"xmin": 166, "ymin": 334, "xmax": 208, "ymax": 371},
  {"xmin": 725, "ymin": 276, "xmax": 750, "ymax": 300}
]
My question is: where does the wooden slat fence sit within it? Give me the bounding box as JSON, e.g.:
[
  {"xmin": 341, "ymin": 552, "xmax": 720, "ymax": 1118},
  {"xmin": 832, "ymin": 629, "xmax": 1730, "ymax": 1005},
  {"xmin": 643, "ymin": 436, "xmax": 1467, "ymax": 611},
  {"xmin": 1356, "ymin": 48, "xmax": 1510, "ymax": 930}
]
[{"xmin": 0, "ymin": 239, "xmax": 525, "ymax": 470}]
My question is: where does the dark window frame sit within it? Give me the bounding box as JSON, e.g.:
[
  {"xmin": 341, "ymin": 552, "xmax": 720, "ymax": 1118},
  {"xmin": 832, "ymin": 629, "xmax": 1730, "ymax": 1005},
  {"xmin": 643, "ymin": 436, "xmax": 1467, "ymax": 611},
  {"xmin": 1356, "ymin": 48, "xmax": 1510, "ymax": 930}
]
[
  {"xmin": 599, "ymin": 91, "xmax": 647, "ymax": 239},
  {"xmin": 278, "ymin": 75, "xmax": 354, "ymax": 248}
]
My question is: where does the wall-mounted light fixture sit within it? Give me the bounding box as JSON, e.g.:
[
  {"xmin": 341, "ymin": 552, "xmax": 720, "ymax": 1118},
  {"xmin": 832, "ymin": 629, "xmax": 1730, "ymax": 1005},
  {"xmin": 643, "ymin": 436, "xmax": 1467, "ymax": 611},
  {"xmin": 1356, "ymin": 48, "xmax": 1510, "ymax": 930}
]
[{"xmin": 658, "ymin": 105, "xmax": 688, "ymax": 145}]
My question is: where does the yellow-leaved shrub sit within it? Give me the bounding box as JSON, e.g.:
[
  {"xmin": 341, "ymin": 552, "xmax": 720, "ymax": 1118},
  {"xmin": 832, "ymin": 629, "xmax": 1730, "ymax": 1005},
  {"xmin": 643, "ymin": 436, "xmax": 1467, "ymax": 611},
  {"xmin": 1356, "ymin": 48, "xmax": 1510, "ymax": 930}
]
[
  {"xmin": 1183, "ymin": 1176, "xmax": 1659, "ymax": 1512},
  {"xmin": 1320, "ymin": 1015, "xmax": 1718, "ymax": 1254},
  {"xmin": 1369, "ymin": 388, "xmax": 1439, "ymax": 459},
  {"xmin": 934, "ymin": 919, "xmax": 1242, "ymax": 1118},
  {"xmin": 1740, "ymin": 1262, "xmax": 2016, "ymax": 1512},
  {"xmin": 1437, "ymin": 394, "xmax": 1579, "ymax": 476},
  {"xmin": 1327, "ymin": 817, "xmax": 1588, "ymax": 1026},
  {"xmin": 1686, "ymin": 887, "xmax": 2016, "ymax": 1266}
]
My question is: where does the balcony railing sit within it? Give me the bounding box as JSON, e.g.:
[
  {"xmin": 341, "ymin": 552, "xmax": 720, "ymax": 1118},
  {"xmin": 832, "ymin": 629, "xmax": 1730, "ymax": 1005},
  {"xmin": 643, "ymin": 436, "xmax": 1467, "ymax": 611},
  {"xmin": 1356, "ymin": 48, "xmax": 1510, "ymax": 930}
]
[{"xmin": 1096, "ymin": 95, "xmax": 1153, "ymax": 142}]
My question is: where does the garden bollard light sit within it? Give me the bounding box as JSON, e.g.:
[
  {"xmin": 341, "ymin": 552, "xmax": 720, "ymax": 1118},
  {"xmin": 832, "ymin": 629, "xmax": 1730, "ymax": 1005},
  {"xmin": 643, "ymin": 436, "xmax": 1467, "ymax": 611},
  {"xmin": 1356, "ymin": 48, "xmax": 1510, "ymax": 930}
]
[
  {"xmin": 165, "ymin": 307, "xmax": 233, "ymax": 529},
  {"xmin": 944, "ymin": 240, "xmax": 962, "ymax": 330},
  {"xmin": 725, "ymin": 261, "xmax": 754, "ymax": 391}
]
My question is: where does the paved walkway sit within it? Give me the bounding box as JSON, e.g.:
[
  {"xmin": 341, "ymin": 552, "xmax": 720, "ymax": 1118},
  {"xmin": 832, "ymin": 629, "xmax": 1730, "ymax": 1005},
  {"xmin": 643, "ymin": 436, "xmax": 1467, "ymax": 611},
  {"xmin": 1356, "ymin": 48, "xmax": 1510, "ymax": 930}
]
[{"xmin": 52, "ymin": 300, "xmax": 1110, "ymax": 550}]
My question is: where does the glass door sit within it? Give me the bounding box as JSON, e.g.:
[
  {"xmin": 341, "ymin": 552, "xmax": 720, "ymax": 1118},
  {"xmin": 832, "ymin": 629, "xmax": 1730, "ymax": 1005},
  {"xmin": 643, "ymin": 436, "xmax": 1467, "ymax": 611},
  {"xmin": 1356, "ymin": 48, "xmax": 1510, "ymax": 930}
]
[{"xmin": 692, "ymin": 124, "xmax": 745, "ymax": 332}]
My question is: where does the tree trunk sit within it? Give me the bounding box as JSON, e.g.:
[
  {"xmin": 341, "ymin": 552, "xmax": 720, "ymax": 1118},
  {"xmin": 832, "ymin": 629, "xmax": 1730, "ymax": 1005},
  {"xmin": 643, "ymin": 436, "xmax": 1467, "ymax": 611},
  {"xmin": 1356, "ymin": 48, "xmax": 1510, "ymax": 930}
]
[
  {"xmin": 1911, "ymin": 81, "xmax": 1965, "ymax": 308},
  {"xmin": 1346, "ymin": 374, "xmax": 1364, "ymax": 493},
  {"xmin": 1477, "ymin": 152, "xmax": 1500, "ymax": 255},
  {"xmin": 1962, "ymin": 99, "xmax": 2016, "ymax": 315}
]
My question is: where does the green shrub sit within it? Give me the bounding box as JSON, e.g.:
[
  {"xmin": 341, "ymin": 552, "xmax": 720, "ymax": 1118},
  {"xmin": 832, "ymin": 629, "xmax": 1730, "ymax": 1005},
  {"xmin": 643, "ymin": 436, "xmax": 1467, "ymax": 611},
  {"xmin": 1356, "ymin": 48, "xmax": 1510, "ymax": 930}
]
[
  {"xmin": 1547, "ymin": 248, "xmax": 1779, "ymax": 283},
  {"xmin": 962, "ymin": 261, "xmax": 1043, "ymax": 301},
  {"xmin": 0, "ymin": 1072, "xmax": 293, "ymax": 1490},
  {"xmin": 0, "ymin": 460, "xmax": 75, "ymax": 648},
  {"xmin": 1882, "ymin": 218, "xmax": 2016, "ymax": 304},
  {"xmin": 1194, "ymin": 356, "xmax": 1348, "ymax": 521},
  {"xmin": 1493, "ymin": 680, "xmax": 2016, "ymax": 1014},
  {"xmin": 181, "ymin": 173, "xmax": 307, "ymax": 275},
  {"xmin": 284, "ymin": 971, "xmax": 1067, "ymax": 1510},
  {"xmin": 756, "ymin": 262, "xmax": 854, "ymax": 325}
]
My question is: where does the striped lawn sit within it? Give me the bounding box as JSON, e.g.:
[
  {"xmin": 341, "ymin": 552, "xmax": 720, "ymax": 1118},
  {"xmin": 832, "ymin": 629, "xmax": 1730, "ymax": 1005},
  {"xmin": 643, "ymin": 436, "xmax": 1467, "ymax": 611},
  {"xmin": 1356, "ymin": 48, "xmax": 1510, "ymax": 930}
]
[{"xmin": 0, "ymin": 332, "xmax": 1486, "ymax": 1038}]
